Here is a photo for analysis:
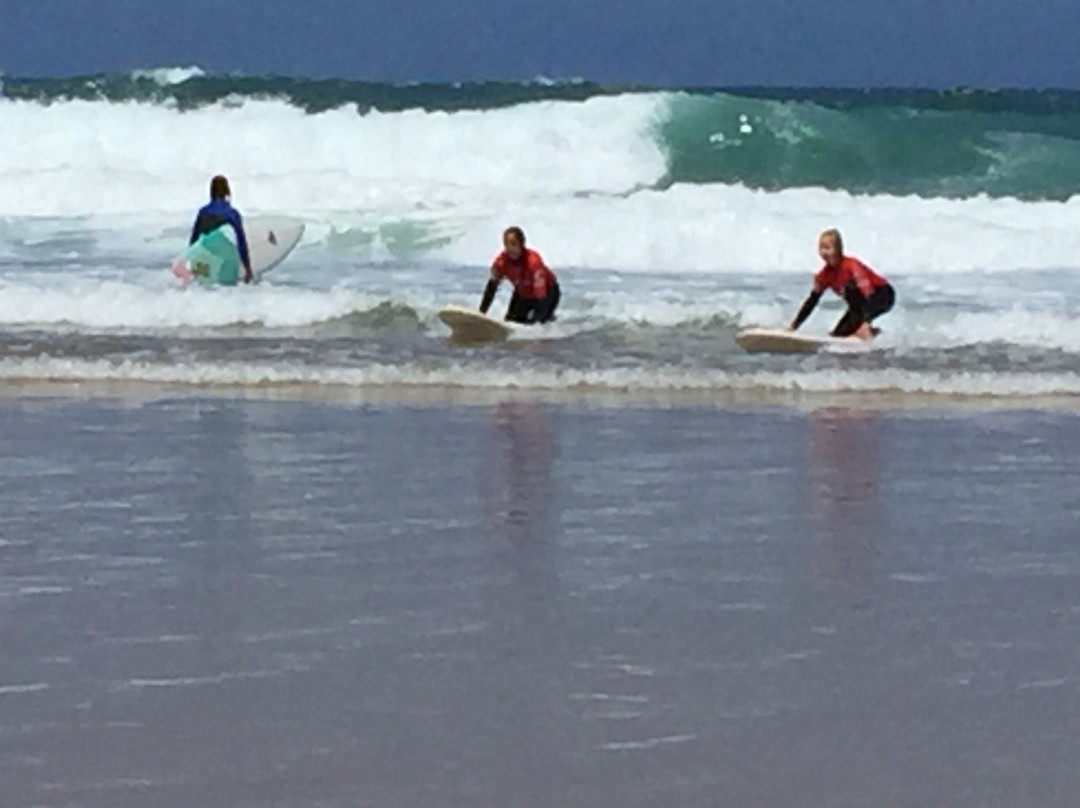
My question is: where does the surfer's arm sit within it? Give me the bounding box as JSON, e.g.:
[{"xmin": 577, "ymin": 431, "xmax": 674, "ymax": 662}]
[
  {"xmin": 790, "ymin": 289, "xmax": 823, "ymax": 331},
  {"xmin": 480, "ymin": 278, "xmax": 499, "ymax": 314},
  {"xmin": 228, "ymin": 210, "xmax": 253, "ymax": 280}
]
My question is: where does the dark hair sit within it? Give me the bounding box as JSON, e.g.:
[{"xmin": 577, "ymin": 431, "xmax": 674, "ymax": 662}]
[
  {"xmin": 503, "ymin": 226, "xmax": 526, "ymax": 247},
  {"xmin": 210, "ymin": 175, "xmax": 231, "ymax": 200}
]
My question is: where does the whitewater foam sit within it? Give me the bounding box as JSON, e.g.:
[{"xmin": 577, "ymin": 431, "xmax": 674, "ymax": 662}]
[
  {"xmin": 0, "ymin": 95, "xmax": 666, "ymax": 217},
  {"xmin": 0, "ymin": 277, "xmax": 391, "ymax": 331},
  {"xmin": 129, "ymin": 66, "xmax": 206, "ymax": 86},
  {"xmin": 430, "ymin": 183, "xmax": 1080, "ymax": 274},
  {"xmin": 4, "ymin": 355, "xmax": 1080, "ymax": 399},
  {"xmin": 4, "ymin": 92, "xmax": 1080, "ymax": 274}
]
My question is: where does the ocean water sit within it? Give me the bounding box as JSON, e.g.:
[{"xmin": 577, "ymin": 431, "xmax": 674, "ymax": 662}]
[{"xmin": 4, "ymin": 69, "xmax": 1080, "ymax": 398}]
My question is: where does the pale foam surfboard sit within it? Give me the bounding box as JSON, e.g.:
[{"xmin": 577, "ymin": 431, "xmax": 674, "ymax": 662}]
[
  {"xmin": 438, "ymin": 304, "xmax": 516, "ymax": 343},
  {"xmin": 735, "ymin": 327, "xmax": 871, "ymax": 354},
  {"xmin": 172, "ymin": 215, "xmax": 305, "ymax": 284}
]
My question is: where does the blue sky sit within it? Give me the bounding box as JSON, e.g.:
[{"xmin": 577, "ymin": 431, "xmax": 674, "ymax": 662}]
[{"xmin": 3, "ymin": 0, "xmax": 1080, "ymax": 86}]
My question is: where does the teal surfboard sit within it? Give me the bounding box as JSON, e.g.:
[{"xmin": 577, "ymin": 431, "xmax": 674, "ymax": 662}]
[
  {"xmin": 171, "ymin": 216, "xmax": 305, "ymax": 287},
  {"xmin": 182, "ymin": 227, "xmax": 242, "ymax": 286}
]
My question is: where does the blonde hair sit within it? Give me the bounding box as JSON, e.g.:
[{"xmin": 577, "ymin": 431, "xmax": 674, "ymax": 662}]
[{"xmin": 819, "ymin": 228, "xmax": 843, "ymax": 254}]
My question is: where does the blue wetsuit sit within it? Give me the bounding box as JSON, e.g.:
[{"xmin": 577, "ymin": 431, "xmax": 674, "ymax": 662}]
[{"xmin": 189, "ymin": 198, "xmax": 251, "ymax": 270}]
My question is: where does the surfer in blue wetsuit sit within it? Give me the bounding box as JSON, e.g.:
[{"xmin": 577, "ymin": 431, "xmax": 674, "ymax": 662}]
[{"xmin": 189, "ymin": 175, "xmax": 253, "ymax": 284}]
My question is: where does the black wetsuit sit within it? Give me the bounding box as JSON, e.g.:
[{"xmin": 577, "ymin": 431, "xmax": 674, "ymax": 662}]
[
  {"xmin": 793, "ymin": 281, "xmax": 896, "ymax": 336},
  {"xmin": 505, "ymin": 283, "xmax": 561, "ymax": 324},
  {"xmin": 832, "ymin": 281, "xmax": 895, "ymax": 337},
  {"xmin": 480, "ymin": 279, "xmax": 561, "ymax": 325}
]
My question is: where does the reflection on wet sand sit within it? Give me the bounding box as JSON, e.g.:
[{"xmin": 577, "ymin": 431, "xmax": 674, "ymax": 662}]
[
  {"xmin": 486, "ymin": 400, "xmax": 573, "ymax": 801},
  {"xmin": 807, "ymin": 408, "xmax": 882, "ymax": 603},
  {"xmin": 494, "ymin": 400, "xmax": 554, "ymax": 543}
]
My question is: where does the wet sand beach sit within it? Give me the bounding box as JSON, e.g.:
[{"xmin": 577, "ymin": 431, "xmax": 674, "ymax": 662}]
[{"xmin": 1, "ymin": 392, "xmax": 1078, "ymax": 807}]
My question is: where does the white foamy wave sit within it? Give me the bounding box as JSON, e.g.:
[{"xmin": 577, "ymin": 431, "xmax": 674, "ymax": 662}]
[
  {"xmin": 888, "ymin": 306, "xmax": 1080, "ymax": 352},
  {"xmin": 0, "ymin": 278, "xmax": 389, "ymax": 330},
  {"xmin": 4, "ymin": 356, "xmax": 1080, "ymax": 399},
  {"xmin": 3, "ymin": 92, "xmax": 1080, "ymax": 275},
  {"xmin": 427, "ymin": 183, "xmax": 1080, "ymax": 274},
  {"xmin": 0, "ymin": 95, "xmax": 666, "ymax": 217},
  {"xmin": 213, "ymin": 185, "xmax": 1080, "ymax": 276},
  {"xmin": 129, "ymin": 66, "xmax": 206, "ymax": 86}
]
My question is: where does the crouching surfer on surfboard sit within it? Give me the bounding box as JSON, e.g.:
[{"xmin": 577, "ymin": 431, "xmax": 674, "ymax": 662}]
[
  {"xmin": 789, "ymin": 229, "xmax": 895, "ymax": 339},
  {"xmin": 480, "ymin": 227, "xmax": 560, "ymax": 324},
  {"xmin": 189, "ymin": 175, "xmax": 253, "ymax": 284}
]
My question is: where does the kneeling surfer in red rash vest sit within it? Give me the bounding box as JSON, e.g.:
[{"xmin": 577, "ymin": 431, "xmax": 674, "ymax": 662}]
[
  {"xmin": 480, "ymin": 227, "xmax": 561, "ymax": 324},
  {"xmin": 789, "ymin": 228, "xmax": 895, "ymax": 340}
]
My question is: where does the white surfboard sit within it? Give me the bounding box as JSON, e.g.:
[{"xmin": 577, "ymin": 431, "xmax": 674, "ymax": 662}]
[
  {"xmin": 245, "ymin": 216, "xmax": 305, "ymax": 277},
  {"xmin": 438, "ymin": 305, "xmax": 516, "ymax": 343},
  {"xmin": 735, "ymin": 327, "xmax": 871, "ymax": 354},
  {"xmin": 172, "ymin": 215, "xmax": 305, "ymax": 285}
]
